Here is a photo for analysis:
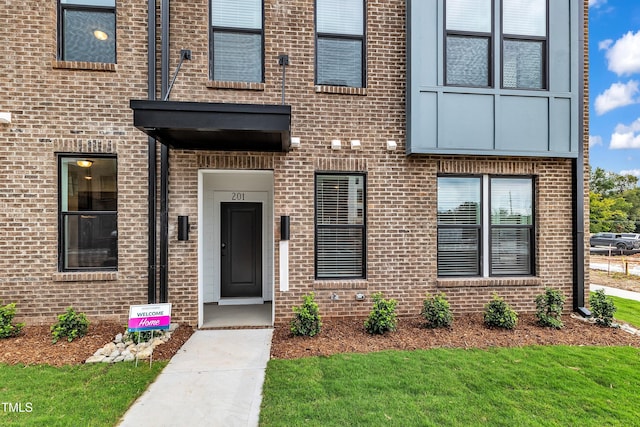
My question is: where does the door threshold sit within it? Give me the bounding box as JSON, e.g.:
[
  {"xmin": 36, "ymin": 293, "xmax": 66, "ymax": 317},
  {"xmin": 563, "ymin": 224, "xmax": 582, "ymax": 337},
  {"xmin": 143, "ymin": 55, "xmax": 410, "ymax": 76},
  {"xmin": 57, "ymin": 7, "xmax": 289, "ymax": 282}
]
[{"xmin": 218, "ymin": 297, "xmax": 264, "ymax": 306}]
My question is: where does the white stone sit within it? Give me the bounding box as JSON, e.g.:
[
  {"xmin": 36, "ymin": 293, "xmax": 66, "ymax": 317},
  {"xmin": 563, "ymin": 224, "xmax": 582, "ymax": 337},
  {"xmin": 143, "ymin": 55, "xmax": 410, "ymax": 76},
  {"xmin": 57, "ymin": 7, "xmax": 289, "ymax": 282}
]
[
  {"xmin": 85, "ymin": 355, "xmax": 105, "ymax": 363},
  {"xmin": 124, "ymin": 353, "xmax": 135, "ymax": 362},
  {"xmin": 109, "ymin": 349, "xmax": 121, "ymax": 358},
  {"xmin": 115, "ymin": 333, "xmax": 123, "ymax": 343},
  {"xmin": 114, "ymin": 355, "xmax": 125, "ymax": 363}
]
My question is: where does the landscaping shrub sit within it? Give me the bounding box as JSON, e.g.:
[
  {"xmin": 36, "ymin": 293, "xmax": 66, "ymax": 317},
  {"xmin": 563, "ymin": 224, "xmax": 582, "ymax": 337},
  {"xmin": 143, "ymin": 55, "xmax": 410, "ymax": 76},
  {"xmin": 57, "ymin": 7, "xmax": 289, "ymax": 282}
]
[
  {"xmin": 365, "ymin": 292, "xmax": 398, "ymax": 334},
  {"xmin": 535, "ymin": 288, "xmax": 566, "ymax": 329},
  {"xmin": 290, "ymin": 293, "xmax": 322, "ymax": 337},
  {"xmin": 421, "ymin": 293, "xmax": 453, "ymax": 328},
  {"xmin": 483, "ymin": 294, "xmax": 518, "ymax": 330},
  {"xmin": 125, "ymin": 330, "xmax": 154, "ymax": 343},
  {"xmin": 0, "ymin": 302, "xmax": 25, "ymax": 339},
  {"xmin": 590, "ymin": 289, "xmax": 617, "ymax": 327},
  {"xmin": 51, "ymin": 307, "xmax": 89, "ymax": 343}
]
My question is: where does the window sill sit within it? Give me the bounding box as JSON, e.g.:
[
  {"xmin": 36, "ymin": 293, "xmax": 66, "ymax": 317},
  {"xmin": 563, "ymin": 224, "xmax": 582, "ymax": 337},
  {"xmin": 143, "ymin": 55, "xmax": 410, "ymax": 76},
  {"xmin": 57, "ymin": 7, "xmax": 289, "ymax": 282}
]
[
  {"xmin": 206, "ymin": 81, "xmax": 265, "ymax": 91},
  {"xmin": 436, "ymin": 276, "xmax": 540, "ymax": 288},
  {"xmin": 52, "ymin": 61, "xmax": 116, "ymax": 72},
  {"xmin": 53, "ymin": 271, "xmax": 118, "ymax": 282},
  {"xmin": 315, "ymin": 85, "xmax": 367, "ymax": 96},
  {"xmin": 314, "ymin": 280, "xmax": 368, "ymax": 290}
]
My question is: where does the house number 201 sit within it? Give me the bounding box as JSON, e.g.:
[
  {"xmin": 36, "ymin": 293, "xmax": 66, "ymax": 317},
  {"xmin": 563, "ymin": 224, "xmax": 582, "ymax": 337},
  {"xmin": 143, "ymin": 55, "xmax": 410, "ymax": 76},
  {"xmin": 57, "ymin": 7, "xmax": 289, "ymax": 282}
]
[{"xmin": 232, "ymin": 192, "xmax": 245, "ymax": 200}]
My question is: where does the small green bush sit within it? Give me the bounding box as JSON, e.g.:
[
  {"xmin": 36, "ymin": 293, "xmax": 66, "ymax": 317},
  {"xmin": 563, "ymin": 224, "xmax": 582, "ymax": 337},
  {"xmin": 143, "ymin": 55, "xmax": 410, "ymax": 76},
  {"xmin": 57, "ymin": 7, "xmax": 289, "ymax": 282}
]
[
  {"xmin": 535, "ymin": 288, "xmax": 566, "ymax": 329},
  {"xmin": 421, "ymin": 293, "xmax": 453, "ymax": 328},
  {"xmin": 365, "ymin": 292, "xmax": 398, "ymax": 335},
  {"xmin": 590, "ymin": 289, "xmax": 617, "ymax": 327},
  {"xmin": 483, "ymin": 294, "xmax": 518, "ymax": 330},
  {"xmin": 290, "ymin": 293, "xmax": 322, "ymax": 337},
  {"xmin": 125, "ymin": 330, "xmax": 154, "ymax": 343},
  {"xmin": 0, "ymin": 303, "xmax": 25, "ymax": 339},
  {"xmin": 51, "ymin": 307, "xmax": 89, "ymax": 343}
]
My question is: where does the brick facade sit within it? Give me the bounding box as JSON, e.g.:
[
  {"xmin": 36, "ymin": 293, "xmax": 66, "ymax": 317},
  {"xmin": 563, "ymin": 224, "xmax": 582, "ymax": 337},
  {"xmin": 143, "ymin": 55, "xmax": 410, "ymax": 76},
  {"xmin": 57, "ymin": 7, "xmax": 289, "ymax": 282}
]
[{"xmin": 0, "ymin": 0, "xmax": 589, "ymax": 327}]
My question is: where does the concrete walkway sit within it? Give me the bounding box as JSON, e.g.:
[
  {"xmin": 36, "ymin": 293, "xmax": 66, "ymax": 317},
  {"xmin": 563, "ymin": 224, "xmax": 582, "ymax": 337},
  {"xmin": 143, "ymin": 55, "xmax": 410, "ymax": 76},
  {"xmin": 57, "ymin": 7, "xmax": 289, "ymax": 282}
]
[
  {"xmin": 118, "ymin": 328, "xmax": 273, "ymax": 427},
  {"xmin": 590, "ymin": 284, "xmax": 640, "ymax": 302}
]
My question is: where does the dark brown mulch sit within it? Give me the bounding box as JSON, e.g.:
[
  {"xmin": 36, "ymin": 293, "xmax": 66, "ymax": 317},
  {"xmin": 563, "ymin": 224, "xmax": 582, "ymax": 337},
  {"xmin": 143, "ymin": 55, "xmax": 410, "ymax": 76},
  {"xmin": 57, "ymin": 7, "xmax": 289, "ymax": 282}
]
[
  {"xmin": 0, "ymin": 323, "xmax": 193, "ymax": 367},
  {"xmin": 270, "ymin": 314, "xmax": 640, "ymax": 359}
]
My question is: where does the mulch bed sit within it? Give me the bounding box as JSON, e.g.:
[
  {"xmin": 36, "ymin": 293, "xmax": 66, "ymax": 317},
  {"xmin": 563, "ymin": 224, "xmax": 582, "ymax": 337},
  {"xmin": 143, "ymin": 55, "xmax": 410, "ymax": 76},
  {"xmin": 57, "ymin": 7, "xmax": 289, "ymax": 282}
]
[{"xmin": 270, "ymin": 314, "xmax": 640, "ymax": 359}]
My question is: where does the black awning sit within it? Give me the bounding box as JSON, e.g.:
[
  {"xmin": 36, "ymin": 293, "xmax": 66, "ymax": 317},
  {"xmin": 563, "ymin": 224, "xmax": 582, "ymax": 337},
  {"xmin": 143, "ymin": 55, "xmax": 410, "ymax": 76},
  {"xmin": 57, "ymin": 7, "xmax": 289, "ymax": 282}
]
[{"xmin": 130, "ymin": 100, "xmax": 291, "ymax": 152}]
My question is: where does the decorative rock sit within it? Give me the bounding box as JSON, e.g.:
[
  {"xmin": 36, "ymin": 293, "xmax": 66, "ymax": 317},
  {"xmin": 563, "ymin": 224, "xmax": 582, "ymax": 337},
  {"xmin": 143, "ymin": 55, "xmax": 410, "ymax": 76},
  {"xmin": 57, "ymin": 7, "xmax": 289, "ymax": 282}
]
[
  {"xmin": 86, "ymin": 326, "xmax": 180, "ymax": 364},
  {"xmin": 86, "ymin": 355, "xmax": 105, "ymax": 363}
]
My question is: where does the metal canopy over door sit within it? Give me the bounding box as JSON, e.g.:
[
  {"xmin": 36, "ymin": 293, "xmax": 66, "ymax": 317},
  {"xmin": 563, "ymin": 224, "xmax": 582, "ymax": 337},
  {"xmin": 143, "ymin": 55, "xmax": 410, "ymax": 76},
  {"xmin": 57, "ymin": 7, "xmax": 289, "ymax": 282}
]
[{"xmin": 220, "ymin": 202, "xmax": 263, "ymax": 298}]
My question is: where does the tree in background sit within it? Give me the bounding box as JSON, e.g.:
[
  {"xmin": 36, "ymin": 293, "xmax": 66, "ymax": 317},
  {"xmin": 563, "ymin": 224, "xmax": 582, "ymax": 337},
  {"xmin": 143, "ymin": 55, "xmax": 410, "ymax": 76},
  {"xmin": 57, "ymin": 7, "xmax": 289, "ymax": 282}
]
[{"xmin": 589, "ymin": 167, "xmax": 639, "ymax": 233}]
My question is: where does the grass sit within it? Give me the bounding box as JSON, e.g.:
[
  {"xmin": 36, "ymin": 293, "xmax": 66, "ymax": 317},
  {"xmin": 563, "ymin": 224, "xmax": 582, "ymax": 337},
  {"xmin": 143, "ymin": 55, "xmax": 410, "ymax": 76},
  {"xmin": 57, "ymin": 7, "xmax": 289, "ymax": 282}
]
[
  {"xmin": 0, "ymin": 361, "xmax": 166, "ymax": 426},
  {"xmin": 261, "ymin": 346, "xmax": 640, "ymax": 426},
  {"xmin": 609, "ymin": 295, "xmax": 640, "ymax": 328}
]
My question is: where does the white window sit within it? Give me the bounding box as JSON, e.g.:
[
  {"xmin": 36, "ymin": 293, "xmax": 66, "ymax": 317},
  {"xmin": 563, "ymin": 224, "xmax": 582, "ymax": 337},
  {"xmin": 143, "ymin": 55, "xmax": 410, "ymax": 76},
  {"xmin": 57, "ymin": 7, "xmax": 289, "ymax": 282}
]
[
  {"xmin": 211, "ymin": 0, "xmax": 263, "ymax": 83},
  {"xmin": 437, "ymin": 176, "xmax": 534, "ymax": 277}
]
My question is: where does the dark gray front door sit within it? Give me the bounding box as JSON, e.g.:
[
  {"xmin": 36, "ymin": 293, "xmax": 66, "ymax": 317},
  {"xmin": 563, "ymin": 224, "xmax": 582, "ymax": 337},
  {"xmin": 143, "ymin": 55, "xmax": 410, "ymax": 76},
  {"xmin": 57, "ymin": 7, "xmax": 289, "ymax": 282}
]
[{"xmin": 221, "ymin": 202, "xmax": 262, "ymax": 298}]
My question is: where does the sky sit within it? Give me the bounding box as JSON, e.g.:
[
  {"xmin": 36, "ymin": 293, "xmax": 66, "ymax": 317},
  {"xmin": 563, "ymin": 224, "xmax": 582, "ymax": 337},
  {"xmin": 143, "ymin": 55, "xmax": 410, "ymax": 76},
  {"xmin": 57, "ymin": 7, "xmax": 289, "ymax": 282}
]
[{"xmin": 589, "ymin": 0, "xmax": 640, "ymax": 176}]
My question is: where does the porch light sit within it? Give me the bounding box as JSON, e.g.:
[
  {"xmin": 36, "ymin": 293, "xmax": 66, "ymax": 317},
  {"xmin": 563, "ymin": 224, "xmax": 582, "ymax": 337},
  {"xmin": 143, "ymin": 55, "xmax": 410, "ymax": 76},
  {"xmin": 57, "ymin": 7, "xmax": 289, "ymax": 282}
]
[
  {"xmin": 76, "ymin": 160, "xmax": 93, "ymax": 168},
  {"xmin": 0, "ymin": 112, "xmax": 11, "ymax": 124},
  {"xmin": 331, "ymin": 139, "xmax": 341, "ymax": 150},
  {"xmin": 350, "ymin": 139, "xmax": 361, "ymax": 150},
  {"xmin": 386, "ymin": 140, "xmax": 397, "ymax": 151},
  {"xmin": 290, "ymin": 137, "xmax": 300, "ymax": 149}
]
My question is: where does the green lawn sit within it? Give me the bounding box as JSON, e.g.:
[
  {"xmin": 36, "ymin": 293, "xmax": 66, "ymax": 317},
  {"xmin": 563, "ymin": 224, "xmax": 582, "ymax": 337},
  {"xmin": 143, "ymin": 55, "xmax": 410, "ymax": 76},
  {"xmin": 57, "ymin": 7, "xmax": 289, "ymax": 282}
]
[
  {"xmin": 609, "ymin": 295, "xmax": 640, "ymax": 328},
  {"xmin": 261, "ymin": 346, "xmax": 640, "ymax": 426},
  {"xmin": 0, "ymin": 361, "xmax": 166, "ymax": 426}
]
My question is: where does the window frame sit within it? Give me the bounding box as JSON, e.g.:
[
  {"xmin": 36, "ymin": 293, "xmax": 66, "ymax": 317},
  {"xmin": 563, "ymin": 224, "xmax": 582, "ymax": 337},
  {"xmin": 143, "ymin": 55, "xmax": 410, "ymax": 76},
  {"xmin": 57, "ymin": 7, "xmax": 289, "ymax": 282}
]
[
  {"xmin": 58, "ymin": 154, "xmax": 118, "ymax": 272},
  {"xmin": 314, "ymin": 0, "xmax": 367, "ymax": 88},
  {"xmin": 444, "ymin": 0, "xmax": 494, "ymax": 88},
  {"xmin": 437, "ymin": 175, "xmax": 535, "ymax": 278},
  {"xmin": 209, "ymin": 0, "xmax": 265, "ymax": 83},
  {"xmin": 488, "ymin": 176, "xmax": 536, "ymax": 276},
  {"xmin": 500, "ymin": 0, "xmax": 548, "ymax": 90},
  {"xmin": 57, "ymin": 0, "xmax": 117, "ymax": 64},
  {"xmin": 314, "ymin": 172, "xmax": 367, "ymax": 280}
]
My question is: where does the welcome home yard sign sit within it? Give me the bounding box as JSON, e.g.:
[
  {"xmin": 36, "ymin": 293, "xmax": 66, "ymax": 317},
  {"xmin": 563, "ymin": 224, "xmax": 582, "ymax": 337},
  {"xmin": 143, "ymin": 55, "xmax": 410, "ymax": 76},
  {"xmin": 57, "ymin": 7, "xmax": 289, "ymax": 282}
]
[{"xmin": 128, "ymin": 303, "xmax": 172, "ymax": 332}]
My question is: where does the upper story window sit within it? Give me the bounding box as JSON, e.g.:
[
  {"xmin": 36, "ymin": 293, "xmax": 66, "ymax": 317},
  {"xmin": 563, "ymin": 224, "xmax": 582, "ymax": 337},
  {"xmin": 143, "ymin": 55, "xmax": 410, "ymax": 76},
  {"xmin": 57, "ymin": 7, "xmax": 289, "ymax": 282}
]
[
  {"xmin": 59, "ymin": 156, "xmax": 118, "ymax": 272},
  {"xmin": 316, "ymin": 0, "xmax": 365, "ymax": 88},
  {"xmin": 211, "ymin": 0, "xmax": 264, "ymax": 83},
  {"xmin": 58, "ymin": 0, "xmax": 116, "ymax": 63},
  {"xmin": 445, "ymin": 0, "xmax": 492, "ymax": 87},
  {"xmin": 445, "ymin": 0, "xmax": 547, "ymax": 90},
  {"xmin": 315, "ymin": 173, "xmax": 366, "ymax": 279},
  {"xmin": 502, "ymin": 0, "xmax": 547, "ymax": 89},
  {"xmin": 437, "ymin": 176, "xmax": 534, "ymax": 277}
]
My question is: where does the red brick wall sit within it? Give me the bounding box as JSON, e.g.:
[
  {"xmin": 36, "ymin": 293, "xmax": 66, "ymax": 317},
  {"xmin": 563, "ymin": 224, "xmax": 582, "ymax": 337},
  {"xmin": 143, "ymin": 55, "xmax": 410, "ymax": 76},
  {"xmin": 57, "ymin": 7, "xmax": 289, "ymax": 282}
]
[{"xmin": 0, "ymin": 0, "xmax": 590, "ymax": 327}]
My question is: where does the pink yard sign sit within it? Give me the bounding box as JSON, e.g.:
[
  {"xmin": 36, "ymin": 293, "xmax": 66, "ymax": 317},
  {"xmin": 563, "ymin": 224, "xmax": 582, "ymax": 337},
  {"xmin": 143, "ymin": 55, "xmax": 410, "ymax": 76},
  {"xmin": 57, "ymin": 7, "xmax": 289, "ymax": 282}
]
[{"xmin": 128, "ymin": 303, "xmax": 172, "ymax": 332}]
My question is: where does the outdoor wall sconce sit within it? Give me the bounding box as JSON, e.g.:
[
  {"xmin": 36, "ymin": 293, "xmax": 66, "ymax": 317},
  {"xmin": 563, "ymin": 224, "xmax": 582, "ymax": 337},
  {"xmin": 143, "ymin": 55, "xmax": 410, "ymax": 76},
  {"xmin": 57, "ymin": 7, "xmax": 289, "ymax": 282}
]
[
  {"xmin": 331, "ymin": 139, "xmax": 342, "ymax": 150},
  {"xmin": 350, "ymin": 139, "xmax": 362, "ymax": 150},
  {"xmin": 178, "ymin": 216, "xmax": 189, "ymax": 241},
  {"xmin": 386, "ymin": 140, "xmax": 397, "ymax": 151},
  {"xmin": 0, "ymin": 112, "xmax": 11, "ymax": 124},
  {"xmin": 290, "ymin": 137, "xmax": 301, "ymax": 149},
  {"xmin": 279, "ymin": 216, "xmax": 290, "ymax": 292}
]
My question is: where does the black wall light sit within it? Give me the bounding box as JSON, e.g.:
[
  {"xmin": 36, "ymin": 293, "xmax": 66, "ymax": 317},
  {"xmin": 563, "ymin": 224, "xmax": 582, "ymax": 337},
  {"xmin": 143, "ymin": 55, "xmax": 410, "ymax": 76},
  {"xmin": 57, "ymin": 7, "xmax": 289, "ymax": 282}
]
[
  {"xmin": 178, "ymin": 216, "xmax": 189, "ymax": 241},
  {"xmin": 280, "ymin": 216, "xmax": 290, "ymax": 241}
]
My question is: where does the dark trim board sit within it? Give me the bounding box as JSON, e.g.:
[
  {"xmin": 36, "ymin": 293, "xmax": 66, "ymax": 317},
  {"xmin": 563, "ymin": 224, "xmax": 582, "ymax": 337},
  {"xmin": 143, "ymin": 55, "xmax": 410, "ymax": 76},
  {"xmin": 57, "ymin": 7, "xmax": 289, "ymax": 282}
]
[{"xmin": 130, "ymin": 100, "xmax": 291, "ymax": 152}]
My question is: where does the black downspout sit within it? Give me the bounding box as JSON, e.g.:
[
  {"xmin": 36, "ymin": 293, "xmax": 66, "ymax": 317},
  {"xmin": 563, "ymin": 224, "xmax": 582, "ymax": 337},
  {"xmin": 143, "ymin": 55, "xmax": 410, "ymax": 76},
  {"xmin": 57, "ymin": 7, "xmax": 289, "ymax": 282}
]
[
  {"xmin": 147, "ymin": 0, "xmax": 157, "ymax": 304},
  {"xmin": 574, "ymin": 2, "xmax": 590, "ymax": 317},
  {"xmin": 159, "ymin": 0, "xmax": 170, "ymax": 304}
]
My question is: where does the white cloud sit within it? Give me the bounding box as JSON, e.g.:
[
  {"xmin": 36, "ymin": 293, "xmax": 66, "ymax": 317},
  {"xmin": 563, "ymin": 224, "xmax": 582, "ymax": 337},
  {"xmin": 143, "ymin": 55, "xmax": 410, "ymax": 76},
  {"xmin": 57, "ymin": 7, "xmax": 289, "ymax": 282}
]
[
  {"xmin": 594, "ymin": 80, "xmax": 639, "ymax": 115},
  {"xmin": 610, "ymin": 118, "xmax": 640, "ymax": 149},
  {"xmin": 620, "ymin": 169, "xmax": 640, "ymax": 177},
  {"xmin": 599, "ymin": 39, "xmax": 613, "ymax": 51},
  {"xmin": 604, "ymin": 31, "xmax": 640, "ymax": 76},
  {"xmin": 589, "ymin": 0, "xmax": 607, "ymax": 7},
  {"xmin": 590, "ymin": 135, "xmax": 603, "ymax": 147}
]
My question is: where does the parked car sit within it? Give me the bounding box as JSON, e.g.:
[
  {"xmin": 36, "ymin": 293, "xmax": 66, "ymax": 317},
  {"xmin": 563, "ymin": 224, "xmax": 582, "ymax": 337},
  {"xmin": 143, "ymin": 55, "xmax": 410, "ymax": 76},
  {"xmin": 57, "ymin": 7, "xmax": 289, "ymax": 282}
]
[
  {"xmin": 590, "ymin": 232, "xmax": 640, "ymax": 250},
  {"xmin": 621, "ymin": 233, "xmax": 640, "ymax": 241}
]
